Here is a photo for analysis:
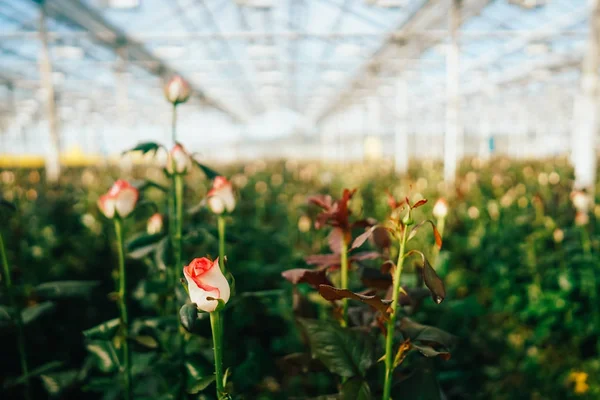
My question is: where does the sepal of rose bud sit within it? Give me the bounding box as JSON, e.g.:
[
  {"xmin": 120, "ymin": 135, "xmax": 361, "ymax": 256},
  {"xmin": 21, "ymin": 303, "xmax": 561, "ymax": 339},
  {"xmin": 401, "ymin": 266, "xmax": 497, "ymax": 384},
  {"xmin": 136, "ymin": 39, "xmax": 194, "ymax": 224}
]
[
  {"xmin": 147, "ymin": 213, "xmax": 164, "ymax": 235},
  {"xmin": 97, "ymin": 180, "xmax": 139, "ymax": 219},
  {"xmin": 164, "ymin": 75, "xmax": 191, "ymax": 105},
  {"xmin": 166, "ymin": 143, "xmax": 192, "ymax": 174},
  {"xmin": 183, "ymin": 257, "xmax": 230, "ymax": 312},
  {"xmin": 207, "ymin": 176, "xmax": 236, "ymax": 214},
  {"xmin": 432, "ymin": 198, "xmax": 449, "ymax": 219}
]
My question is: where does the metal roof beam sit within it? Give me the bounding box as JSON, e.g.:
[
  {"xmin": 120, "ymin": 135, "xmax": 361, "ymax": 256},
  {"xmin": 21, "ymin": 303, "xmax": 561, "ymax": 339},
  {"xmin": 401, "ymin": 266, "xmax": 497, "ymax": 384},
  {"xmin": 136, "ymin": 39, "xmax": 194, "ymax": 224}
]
[
  {"xmin": 29, "ymin": 0, "xmax": 247, "ymax": 122},
  {"xmin": 314, "ymin": 0, "xmax": 491, "ymax": 123}
]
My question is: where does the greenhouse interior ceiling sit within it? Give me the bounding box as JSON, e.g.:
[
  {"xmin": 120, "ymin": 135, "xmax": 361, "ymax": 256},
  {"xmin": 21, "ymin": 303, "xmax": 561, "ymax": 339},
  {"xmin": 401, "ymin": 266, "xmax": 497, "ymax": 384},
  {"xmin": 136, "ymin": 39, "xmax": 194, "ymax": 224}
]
[{"xmin": 0, "ymin": 0, "xmax": 598, "ymax": 181}]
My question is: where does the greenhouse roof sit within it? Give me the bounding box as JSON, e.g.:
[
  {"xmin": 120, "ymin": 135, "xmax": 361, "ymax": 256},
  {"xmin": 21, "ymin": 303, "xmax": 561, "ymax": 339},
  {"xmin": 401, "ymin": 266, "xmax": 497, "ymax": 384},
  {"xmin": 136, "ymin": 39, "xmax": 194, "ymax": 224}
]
[{"xmin": 0, "ymin": 0, "xmax": 590, "ymax": 152}]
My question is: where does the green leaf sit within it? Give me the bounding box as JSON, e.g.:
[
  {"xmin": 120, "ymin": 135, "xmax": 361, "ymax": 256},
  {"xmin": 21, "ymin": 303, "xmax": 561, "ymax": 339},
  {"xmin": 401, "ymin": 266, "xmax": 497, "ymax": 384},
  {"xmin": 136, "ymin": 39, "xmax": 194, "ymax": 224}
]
[
  {"xmin": 298, "ymin": 318, "xmax": 376, "ymax": 378},
  {"xmin": 191, "ymin": 158, "xmax": 221, "ymax": 180},
  {"xmin": 126, "ymin": 233, "xmax": 164, "ymax": 259},
  {"xmin": 154, "ymin": 237, "xmax": 169, "ymax": 272},
  {"xmin": 85, "ymin": 340, "xmax": 119, "ymax": 373},
  {"xmin": 341, "ymin": 377, "xmax": 372, "ymax": 400},
  {"xmin": 123, "ymin": 141, "xmax": 161, "ymax": 155},
  {"xmin": 133, "ymin": 335, "xmax": 159, "ymax": 349},
  {"xmin": 22, "ymin": 301, "xmax": 55, "ymax": 325},
  {"xmin": 83, "ymin": 318, "xmax": 120, "ymax": 340},
  {"xmin": 179, "ymin": 303, "xmax": 199, "ymax": 333},
  {"xmin": 399, "ymin": 318, "xmax": 456, "ymax": 359},
  {"xmin": 187, "ymin": 375, "xmax": 216, "ymax": 394},
  {"xmin": 132, "ymin": 179, "xmax": 168, "ymax": 192},
  {"xmin": 0, "ymin": 305, "xmax": 13, "ymax": 320},
  {"xmin": 411, "ymin": 343, "xmax": 451, "ymax": 360},
  {"xmin": 0, "ymin": 198, "xmax": 17, "ymax": 212},
  {"xmin": 40, "ymin": 369, "xmax": 79, "ymax": 397},
  {"xmin": 34, "ymin": 281, "xmax": 100, "ymax": 299},
  {"xmin": 3, "ymin": 361, "xmax": 63, "ymax": 388}
]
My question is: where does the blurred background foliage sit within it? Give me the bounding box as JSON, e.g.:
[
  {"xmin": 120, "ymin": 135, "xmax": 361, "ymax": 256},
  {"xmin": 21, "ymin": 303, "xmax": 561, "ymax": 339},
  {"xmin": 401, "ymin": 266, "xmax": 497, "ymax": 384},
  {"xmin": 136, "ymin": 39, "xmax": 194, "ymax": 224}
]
[{"xmin": 1, "ymin": 156, "xmax": 599, "ymax": 399}]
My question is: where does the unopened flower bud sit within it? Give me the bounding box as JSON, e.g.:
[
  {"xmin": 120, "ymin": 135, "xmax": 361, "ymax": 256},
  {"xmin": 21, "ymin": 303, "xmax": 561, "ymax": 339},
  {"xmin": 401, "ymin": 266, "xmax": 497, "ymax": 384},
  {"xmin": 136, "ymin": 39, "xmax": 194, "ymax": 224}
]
[
  {"xmin": 575, "ymin": 211, "xmax": 589, "ymax": 226},
  {"xmin": 147, "ymin": 213, "xmax": 164, "ymax": 235},
  {"xmin": 97, "ymin": 180, "xmax": 139, "ymax": 219},
  {"xmin": 207, "ymin": 176, "xmax": 236, "ymax": 215},
  {"xmin": 553, "ymin": 228, "xmax": 564, "ymax": 243},
  {"xmin": 183, "ymin": 257, "xmax": 230, "ymax": 312},
  {"xmin": 571, "ymin": 190, "xmax": 590, "ymax": 213},
  {"xmin": 164, "ymin": 76, "xmax": 191, "ymax": 105},
  {"xmin": 432, "ymin": 198, "xmax": 449, "ymax": 219},
  {"xmin": 167, "ymin": 143, "xmax": 192, "ymax": 174}
]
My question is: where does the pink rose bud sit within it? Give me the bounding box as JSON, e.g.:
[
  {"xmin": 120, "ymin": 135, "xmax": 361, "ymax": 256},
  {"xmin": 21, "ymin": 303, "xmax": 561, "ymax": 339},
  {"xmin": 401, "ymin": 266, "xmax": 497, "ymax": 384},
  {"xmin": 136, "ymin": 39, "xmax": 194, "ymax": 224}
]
[
  {"xmin": 167, "ymin": 143, "xmax": 192, "ymax": 174},
  {"xmin": 432, "ymin": 198, "xmax": 449, "ymax": 219},
  {"xmin": 183, "ymin": 257, "xmax": 230, "ymax": 312},
  {"xmin": 570, "ymin": 190, "xmax": 590, "ymax": 213},
  {"xmin": 164, "ymin": 75, "xmax": 191, "ymax": 105},
  {"xmin": 207, "ymin": 176, "xmax": 236, "ymax": 215},
  {"xmin": 97, "ymin": 180, "xmax": 139, "ymax": 219},
  {"xmin": 147, "ymin": 213, "xmax": 164, "ymax": 235},
  {"xmin": 575, "ymin": 211, "xmax": 589, "ymax": 226}
]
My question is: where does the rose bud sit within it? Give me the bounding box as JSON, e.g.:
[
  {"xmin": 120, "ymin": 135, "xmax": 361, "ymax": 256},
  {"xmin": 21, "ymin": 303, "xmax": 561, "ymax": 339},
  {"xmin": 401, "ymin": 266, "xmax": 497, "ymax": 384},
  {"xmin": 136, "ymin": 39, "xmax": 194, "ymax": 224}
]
[
  {"xmin": 183, "ymin": 257, "xmax": 230, "ymax": 312},
  {"xmin": 147, "ymin": 213, "xmax": 164, "ymax": 235},
  {"xmin": 166, "ymin": 143, "xmax": 192, "ymax": 174},
  {"xmin": 164, "ymin": 75, "xmax": 191, "ymax": 105},
  {"xmin": 432, "ymin": 198, "xmax": 449, "ymax": 219},
  {"xmin": 570, "ymin": 190, "xmax": 590, "ymax": 213},
  {"xmin": 97, "ymin": 180, "xmax": 139, "ymax": 219},
  {"xmin": 207, "ymin": 176, "xmax": 236, "ymax": 215},
  {"xmin": 575, "ymin": 211, "xmax": 589, "ymax": 226},
  {"xmin": 553, "ymin": 228, "xmax": 564, "ymax": 243}
]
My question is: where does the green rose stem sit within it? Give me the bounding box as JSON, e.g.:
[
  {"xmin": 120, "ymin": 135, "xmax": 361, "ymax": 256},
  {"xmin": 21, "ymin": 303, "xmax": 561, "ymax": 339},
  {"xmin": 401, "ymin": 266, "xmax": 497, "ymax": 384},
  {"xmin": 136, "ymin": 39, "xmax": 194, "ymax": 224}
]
[
  {"xmin": 174, "ymin": 174, "xmax": 184, "ymax": 281},
  {"xmin": 581, "ymin": 226, "xmax": 592, "ymax": 255},
  {"xmin": 217, "ymin": 216, "xmax": 226, "ymax": 273},
  {"xmin": 171, "ymin": 103, "xmax": 178, "ymax": 144},
  {"xmin": 339, "ymin": 239, "xmax": 349, "ymax": 327},
  {"xmin": 114, "ymin": 218, "xmax": 132, "ymax": 400},
  {"xmin": 0, "ymin": 232, "xmax": 31, "ymax": 400},
  {"xmin": 210, "ymin": 311, "xmax": 225, "ymax": 399},
  {"xmin": 382, "ymin": 220, "xmax": 410, "ymax": 400}
]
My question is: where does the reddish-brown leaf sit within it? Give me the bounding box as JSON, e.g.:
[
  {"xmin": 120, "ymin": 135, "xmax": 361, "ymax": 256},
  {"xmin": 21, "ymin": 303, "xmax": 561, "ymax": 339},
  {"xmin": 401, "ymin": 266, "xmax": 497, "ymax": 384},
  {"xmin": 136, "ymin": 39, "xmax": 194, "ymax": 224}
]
[
  {"xmin": 351, "ymin": 226, "xmax": 377, "ymax": 250},
  {"xmin": 304, "ymin": 254, "xmax": 340, "ymax": 268},
  {"xmin": 405, "ymin": 250, "xmax": 446, "ymax": 304},
  {"xmin": 393, "ymin": 339, "xmax": 412, "ymax": 368},
  {"xmin": 281, "ymin": 269, "xmax": 333, "ymax": 289},
  {"xmin": 350, "ymin": 251, "xmax": 381, "ymax": 262},
  {"xmin": 412, "ymin": 199, "xmax": 428, "ymax": 209},
  {"xmin": 308, "ymin": 194, "xmax": 332, "ymax": 210},
  {"xmin": 371, "ymin": 226, "xmax": 392, "ymax": 250},
  {"xmin": 318, "ymin": 284, "xmax": 392, "ymax": 320},
  {"xmin": 328, "ymin": 228, "xmax": 344, "ymax": 254},
  {"xmin": 360, "ymin": 267, "xmax": 392, "ymax": 290}
]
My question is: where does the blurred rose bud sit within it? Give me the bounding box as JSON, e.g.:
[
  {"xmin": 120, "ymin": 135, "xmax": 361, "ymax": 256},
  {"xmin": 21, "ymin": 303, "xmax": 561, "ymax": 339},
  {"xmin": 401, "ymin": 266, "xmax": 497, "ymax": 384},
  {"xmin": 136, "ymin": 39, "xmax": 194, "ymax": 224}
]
[
  {"xmin": 167, "ymin": 143, "xmax": 192, "ymax": 174},
  {"xmin": 487, "ymin": 200, "xmax": 500, "ymax": 221},
  {"xmin": 147, "ymin": 213, "xmax": 164, "ymax": 235},
  {"xmin": 97, "ymin": 180, "xmax": 139, "ymax": 219},
  {"xmin": 575, "ymin": 211, "xmax": 589, "ymax": 226},
  {"xmin": 164, "ymin": 76, "xmax": 191, "ymax": 105},
  {"xmin": 183, "ymin": 257, "xmax": 230, "ymax": 312},
  {"xmin": 207, "ymin": 176, "xmax": 236, "ymax": 215},
  {"xmin": 570, "ymin": 190, "xmax": 590, "ymax": 213},
  {"xmin": 553, "ymin": 228, "xmax": 564, "ymax": 243},
  {"xmin": 432, "ymin": 198, "xmax": 449, "ymax": 219}
]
